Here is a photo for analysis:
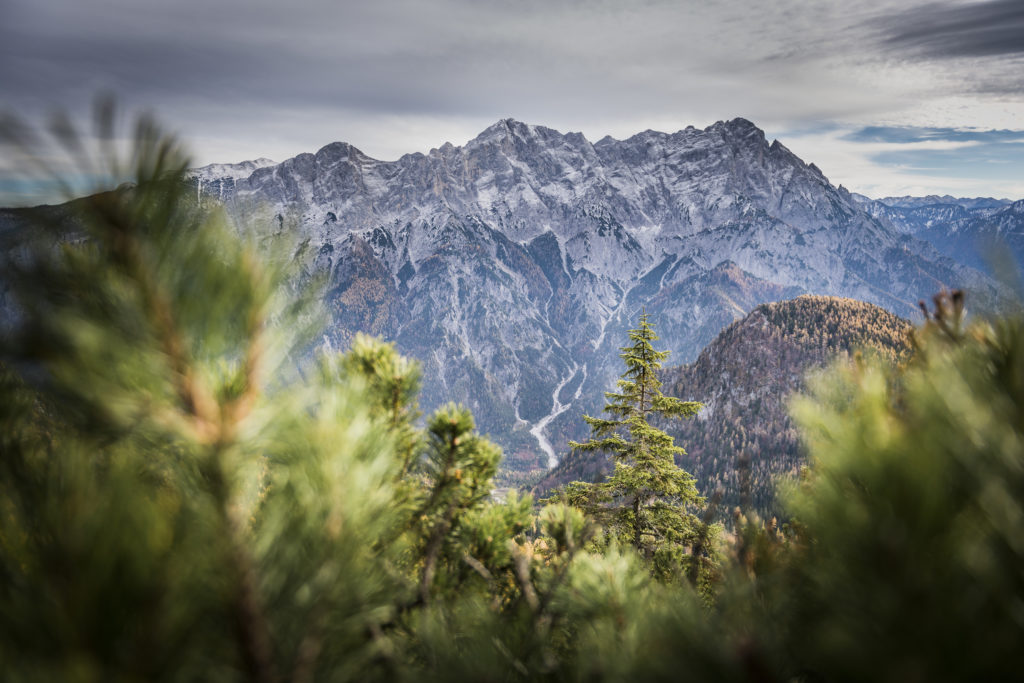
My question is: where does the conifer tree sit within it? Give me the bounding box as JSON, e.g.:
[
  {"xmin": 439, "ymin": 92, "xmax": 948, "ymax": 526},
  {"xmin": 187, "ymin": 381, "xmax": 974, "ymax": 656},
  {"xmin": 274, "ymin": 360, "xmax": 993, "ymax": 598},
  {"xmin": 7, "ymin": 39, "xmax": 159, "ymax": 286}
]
[{"xmin": 566, "ymin": 312, "xmax": 710, "ymax": 582}]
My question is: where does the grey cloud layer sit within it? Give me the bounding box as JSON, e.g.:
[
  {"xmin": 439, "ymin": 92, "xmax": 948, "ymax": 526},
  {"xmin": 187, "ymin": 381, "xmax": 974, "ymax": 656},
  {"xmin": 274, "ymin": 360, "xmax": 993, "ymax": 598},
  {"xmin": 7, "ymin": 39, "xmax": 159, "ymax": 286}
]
[
  {"xmin": 1, "ymin": 0, "xmax": 1022, "ymax": 196},
  {"xmin": 875, "ymin": 0, "xmax": 1024, "ymax": 59},
  {"xmin": 0, "ymin": 0, "xmax": 925, "ymax": 122}
]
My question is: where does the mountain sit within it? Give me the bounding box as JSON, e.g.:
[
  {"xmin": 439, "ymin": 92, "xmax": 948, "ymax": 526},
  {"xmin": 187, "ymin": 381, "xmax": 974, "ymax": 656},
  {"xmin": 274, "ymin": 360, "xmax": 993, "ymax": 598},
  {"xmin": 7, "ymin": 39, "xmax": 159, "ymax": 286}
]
[
  {"xmin": 910, "ymin": 200, "xmax": 1024, "ymax": 273},
  {"xmin": 537, "ymin": 295, "xmax": 913, "ymax": 517},
  {"xmin": 847, "ymin": 192, "xmax": 1011, "ymax": 234},
  {"xmin": 192, "ymin": 158, "xmax": 277, "ymax": 183},
  {"xmin": 848, "ymin": 193, "xmax": 1024, "ymax": 272},
  {"xmin": 192, "ymin": 118, "xmax": 995, "ymax": 476},
  {"xmin": 872, "ymin": 195, "xmax": 1009, "ymax": 211}
]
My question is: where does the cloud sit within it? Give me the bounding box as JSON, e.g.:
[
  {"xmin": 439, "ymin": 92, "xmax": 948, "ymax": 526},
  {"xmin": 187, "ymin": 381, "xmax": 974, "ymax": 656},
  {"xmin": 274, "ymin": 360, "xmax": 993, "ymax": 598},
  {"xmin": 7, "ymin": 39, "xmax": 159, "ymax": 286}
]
[
  {"xmin": 779, "ymin": 125, "xmax": 1024, "ymax": 199},
  {"xmin": 872, "ymin": 0, "xmax": 1024, "ymax": 59},
  {"xmin": 0, "ymin": 0, "xmax": 933, "ymax": 131}
]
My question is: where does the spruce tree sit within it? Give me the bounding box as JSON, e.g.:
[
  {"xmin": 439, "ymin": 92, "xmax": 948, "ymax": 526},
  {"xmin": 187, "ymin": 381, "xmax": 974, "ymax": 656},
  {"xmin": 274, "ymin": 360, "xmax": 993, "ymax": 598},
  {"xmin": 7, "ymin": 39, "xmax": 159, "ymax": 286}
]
[{"xmin": 566, "ymin": 312, "xmax": 709, "ymax": 582}]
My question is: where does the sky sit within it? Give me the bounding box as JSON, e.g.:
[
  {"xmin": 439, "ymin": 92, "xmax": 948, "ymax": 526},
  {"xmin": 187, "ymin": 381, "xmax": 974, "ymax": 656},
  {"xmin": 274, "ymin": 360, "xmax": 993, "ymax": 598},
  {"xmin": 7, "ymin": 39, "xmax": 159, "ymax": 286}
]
[{"xmin": 2, "ymin": 0, "xmax": 1023, "ymax": 202}]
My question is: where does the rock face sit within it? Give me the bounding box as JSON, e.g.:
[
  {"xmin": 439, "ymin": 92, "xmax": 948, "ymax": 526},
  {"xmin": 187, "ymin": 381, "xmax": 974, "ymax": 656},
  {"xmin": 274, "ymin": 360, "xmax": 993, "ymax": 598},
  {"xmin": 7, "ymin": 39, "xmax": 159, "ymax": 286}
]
[
  {"xmin": 191, "ymin": 118, "xmax": 995, "ymax": 474},
  {"xmin": 538, "ymin": 295, "xmax": 913, "ymax": 517}
]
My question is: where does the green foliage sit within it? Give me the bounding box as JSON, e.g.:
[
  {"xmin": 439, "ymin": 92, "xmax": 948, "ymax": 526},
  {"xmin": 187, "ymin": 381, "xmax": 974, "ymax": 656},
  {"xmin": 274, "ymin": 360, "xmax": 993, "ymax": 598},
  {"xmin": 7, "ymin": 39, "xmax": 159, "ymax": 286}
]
[
  {"xmin": 562, "ymin": 312, "xmax": 714, "ymax": 584},
  {"xmin": 776, "ymin": 289, "xmax": 1024, "ymax": 680},
  {"xmin": 334, "ymin": 333, "xmax": 422, "ymax": 475},
  {"xmin": 412, "ymin": 404, "xmax": 503, "ymax": 601},
  {"xmin": 0, "ymin": 106, "xmax": 404, "ymax": 683}
]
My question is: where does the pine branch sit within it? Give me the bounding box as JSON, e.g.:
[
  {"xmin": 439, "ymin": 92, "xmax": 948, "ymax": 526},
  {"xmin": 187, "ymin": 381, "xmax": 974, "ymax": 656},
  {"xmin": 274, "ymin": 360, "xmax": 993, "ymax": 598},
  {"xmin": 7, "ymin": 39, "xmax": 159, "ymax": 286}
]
[
  {"xmin": 92, "ymin": 194, "xmax": 221, "ymax": 442},
  {"xmin": 419, "ymin": 497, "xmax": 460, "ymax": 604},
  {"xmin": 208, "ymin": 452, "xmax": 278, "ymax": 683}
]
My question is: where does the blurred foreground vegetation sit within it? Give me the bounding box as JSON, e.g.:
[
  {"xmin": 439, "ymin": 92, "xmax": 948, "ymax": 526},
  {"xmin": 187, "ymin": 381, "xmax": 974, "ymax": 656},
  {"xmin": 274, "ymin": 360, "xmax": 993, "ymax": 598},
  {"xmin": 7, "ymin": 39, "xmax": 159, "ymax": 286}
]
[{"xmin": 2, "ymin": 109, "xmax": 1024, "ymax": 681}]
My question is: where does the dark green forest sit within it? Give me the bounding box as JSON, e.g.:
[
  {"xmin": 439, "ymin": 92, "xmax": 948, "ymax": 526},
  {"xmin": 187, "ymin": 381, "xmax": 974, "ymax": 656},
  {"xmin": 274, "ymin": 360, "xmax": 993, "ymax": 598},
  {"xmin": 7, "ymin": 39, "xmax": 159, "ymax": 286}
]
[{"xmin": 2, "ymin": 113, "xmax": 1024, "ymax": 681}]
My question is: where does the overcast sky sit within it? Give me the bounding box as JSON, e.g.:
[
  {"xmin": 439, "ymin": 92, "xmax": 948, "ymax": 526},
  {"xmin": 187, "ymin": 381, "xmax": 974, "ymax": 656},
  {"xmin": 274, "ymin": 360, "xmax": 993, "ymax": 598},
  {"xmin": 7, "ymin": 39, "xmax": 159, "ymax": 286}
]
[{"xmin": 2, "ymin": 0, "xmax": 1023, "ymax": 201}]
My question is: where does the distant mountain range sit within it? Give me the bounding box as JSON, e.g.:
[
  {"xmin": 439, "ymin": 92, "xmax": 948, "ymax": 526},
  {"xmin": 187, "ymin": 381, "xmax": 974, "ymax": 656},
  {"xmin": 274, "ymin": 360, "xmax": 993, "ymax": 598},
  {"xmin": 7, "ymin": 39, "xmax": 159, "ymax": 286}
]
[
  {"xmin": 538, "ymin": 295, "xmax": 912, "ymax": 516},
  {"xmin": 187, "ymin": 117, "xmax": 1009, "ymax": 475},
  {"xmin": 848, "ymin": 192, "xmax": 1024, "ymax": 273}
]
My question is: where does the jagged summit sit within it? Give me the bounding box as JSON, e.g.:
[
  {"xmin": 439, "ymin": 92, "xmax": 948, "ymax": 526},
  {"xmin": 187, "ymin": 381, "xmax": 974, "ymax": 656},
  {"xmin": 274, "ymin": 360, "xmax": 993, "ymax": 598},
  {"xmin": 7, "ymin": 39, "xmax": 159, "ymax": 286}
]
[
  {"xmin": 314, "ymin": 141, "xmax": 369, "ymax": 160},
  {"xmin": 708, "ymin": 117, "xmax": 764, "ymax": 135},
  {"xmin": 191, "ymin": 157, "xmax": 277, "ymax": 182},
  {"xmin": 467, "ymin": 118, "xmax": 569, "ymax": 147},
  {"xmin": 846, "ymin": 192, "xmax": 1024, "ymax": 271},
  {"xmin": 197, "ymin": 113, "xmax": 852, "ymax": 247},
  {"xmin": 877, "ymin": 194, "xmax": 1012, "ymax": 208},
  {"xmin": 195, "ymin": 117, "xmax": 788, "ymax": 195}
]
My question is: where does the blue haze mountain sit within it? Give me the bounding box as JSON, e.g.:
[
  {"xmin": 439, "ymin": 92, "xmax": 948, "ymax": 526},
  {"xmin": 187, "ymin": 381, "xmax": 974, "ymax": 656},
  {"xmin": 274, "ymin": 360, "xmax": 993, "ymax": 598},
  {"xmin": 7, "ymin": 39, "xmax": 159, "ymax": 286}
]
[{"xmin": 849, "ymin": 192, "xmax": 1024, "ymax": 274}]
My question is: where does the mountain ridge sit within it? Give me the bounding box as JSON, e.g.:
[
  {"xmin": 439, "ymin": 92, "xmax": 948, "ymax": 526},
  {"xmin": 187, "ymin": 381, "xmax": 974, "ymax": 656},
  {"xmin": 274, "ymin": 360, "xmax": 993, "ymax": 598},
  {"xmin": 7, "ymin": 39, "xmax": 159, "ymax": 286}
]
[
  {"xmin": 190, "ymin": 117, "xmax": 997, "ymax": 472},
  {"xmin": 849, "ymin": 192, "xmax": 1024, "ymax": 272}
]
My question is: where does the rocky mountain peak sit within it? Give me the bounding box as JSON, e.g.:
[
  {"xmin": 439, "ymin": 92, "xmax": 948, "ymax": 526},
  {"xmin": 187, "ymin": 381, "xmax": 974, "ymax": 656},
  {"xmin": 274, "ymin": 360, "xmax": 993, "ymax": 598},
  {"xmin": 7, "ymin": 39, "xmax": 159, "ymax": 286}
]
[
  {"xmin": 469, "ymin": 118, "xmax": 551, "ymax": 146},
  {"xmin": 314, "ymin": 141, "xmax": 367, "ymax": 162},
  {"xmin": 191, "ymin": 157, "xmax": 277, "ymax": 182},
  {"xmin": 709, "ymin": 116, "xmax": 766, "ymax": 139}
]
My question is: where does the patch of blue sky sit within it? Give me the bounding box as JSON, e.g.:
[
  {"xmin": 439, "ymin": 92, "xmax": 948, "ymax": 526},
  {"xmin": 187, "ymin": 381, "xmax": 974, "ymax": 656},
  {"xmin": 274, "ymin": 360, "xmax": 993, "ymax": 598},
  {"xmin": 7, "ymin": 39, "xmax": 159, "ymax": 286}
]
[
  {"xmin": 845, "ymin": 126, "xmax": 1024, "ymax": 145},
  {"xmin": 0, "ymin": 173, "xmax": 115, "ymax": 207},
  {"xmin": 843, "ymin": 126, "xmax": 1024, "ymax": 187}
]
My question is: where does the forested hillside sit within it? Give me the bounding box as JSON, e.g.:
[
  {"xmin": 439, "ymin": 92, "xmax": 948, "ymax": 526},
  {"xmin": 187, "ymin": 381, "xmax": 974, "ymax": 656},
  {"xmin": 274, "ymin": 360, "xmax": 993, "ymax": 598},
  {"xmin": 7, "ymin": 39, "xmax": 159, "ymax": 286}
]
[{"xmin": 539, "ymin": 296, "xmax": 912, "ymax": 517}]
